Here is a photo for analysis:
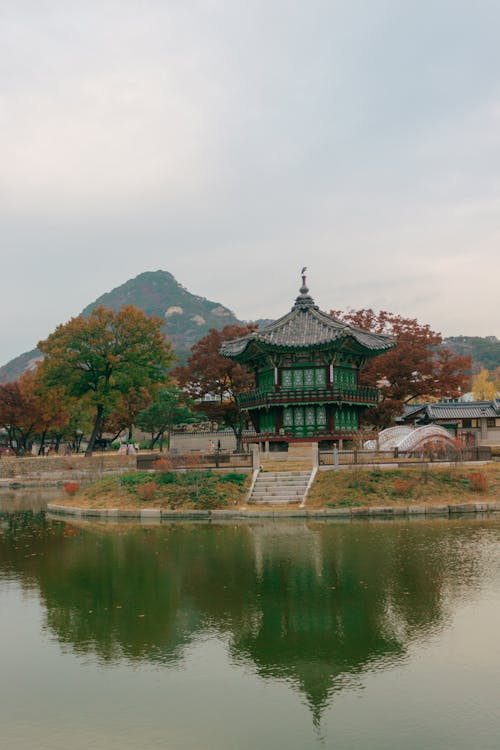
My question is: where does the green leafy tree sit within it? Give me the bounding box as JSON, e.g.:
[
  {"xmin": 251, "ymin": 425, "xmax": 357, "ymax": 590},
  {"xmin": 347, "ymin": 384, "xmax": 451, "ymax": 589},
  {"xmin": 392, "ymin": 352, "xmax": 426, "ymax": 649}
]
[
  {"xmin": 38, "ymin": 306, "xmax": 173, "ymax": 455},
  {"xmin": 136, "ymin": 384, "xmax": 197, "ymax": 450}
]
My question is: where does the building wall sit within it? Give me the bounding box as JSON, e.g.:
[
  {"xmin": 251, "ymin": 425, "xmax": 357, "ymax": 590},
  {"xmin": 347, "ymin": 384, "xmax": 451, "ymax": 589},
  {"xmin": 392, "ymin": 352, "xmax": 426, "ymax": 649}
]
[{"xmin": 170, "ymin": 431, "xmax": 239, "ymax": 453}]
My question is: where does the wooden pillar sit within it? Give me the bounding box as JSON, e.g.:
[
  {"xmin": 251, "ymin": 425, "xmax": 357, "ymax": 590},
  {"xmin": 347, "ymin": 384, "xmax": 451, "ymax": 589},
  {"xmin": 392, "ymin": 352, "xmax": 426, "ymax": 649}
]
[
  {"xmin": 328, "ymin": 405, "xmax": 335, "ymax": 433},
  {"xmin": 276, "ymin": 407, "xmax": 283, "ymax": 432}
]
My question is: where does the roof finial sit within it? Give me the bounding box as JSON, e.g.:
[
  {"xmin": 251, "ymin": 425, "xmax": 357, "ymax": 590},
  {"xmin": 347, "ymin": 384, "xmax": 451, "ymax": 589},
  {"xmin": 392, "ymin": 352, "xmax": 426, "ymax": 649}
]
[{"xmin": 300, "ymin": 266, "xmax": 308, "ymax": 295}]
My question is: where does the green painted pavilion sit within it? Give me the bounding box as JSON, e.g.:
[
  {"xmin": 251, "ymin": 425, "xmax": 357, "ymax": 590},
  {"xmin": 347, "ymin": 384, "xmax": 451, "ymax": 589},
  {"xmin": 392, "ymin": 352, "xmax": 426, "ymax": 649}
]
[{"xmin": 220, "ymin": 273, "xmax": 394, "ymax": 449}]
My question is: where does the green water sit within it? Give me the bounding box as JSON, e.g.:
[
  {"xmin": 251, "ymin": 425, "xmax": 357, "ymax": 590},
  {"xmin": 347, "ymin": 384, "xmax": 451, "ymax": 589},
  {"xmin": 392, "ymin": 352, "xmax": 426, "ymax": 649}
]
[{"xmin": 1, "ymin": 504, "xmax": 500, "ymax": 749}]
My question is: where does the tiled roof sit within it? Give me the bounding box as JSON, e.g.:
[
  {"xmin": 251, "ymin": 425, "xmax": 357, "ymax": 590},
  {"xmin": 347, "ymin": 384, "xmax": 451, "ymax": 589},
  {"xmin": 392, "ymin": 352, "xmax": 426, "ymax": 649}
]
[
  {"xmin": 427, "ymin": 402, "xmax": 499, "ymax": 419},
  {"xmin": 402, "ymin": 400, "xmax": 500, "ymax": 421},
  {"xmin": 221, "ymin": 285, "xmax": 394, "ymax": 358}
]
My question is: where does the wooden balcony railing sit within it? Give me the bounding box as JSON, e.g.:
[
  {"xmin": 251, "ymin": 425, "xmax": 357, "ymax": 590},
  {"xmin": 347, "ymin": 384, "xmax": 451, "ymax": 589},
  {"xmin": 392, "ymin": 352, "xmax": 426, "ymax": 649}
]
[{"xmin": 236, "ymin": 385, "xmax": 380, "ymax": 409}]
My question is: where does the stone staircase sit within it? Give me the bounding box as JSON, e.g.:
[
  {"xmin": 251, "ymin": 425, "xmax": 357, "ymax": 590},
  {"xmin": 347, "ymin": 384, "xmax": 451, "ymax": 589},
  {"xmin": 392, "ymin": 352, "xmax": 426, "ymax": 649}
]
[{"xmin": 248, "ymin": 470, "xmax": 311, "ymax": 506}]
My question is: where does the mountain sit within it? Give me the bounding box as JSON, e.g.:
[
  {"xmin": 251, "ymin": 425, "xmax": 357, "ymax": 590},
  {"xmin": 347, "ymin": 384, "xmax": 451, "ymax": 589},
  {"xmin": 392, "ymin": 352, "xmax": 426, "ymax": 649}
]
[
  {"xmin": 443, "ymin": 336, "xmax": 500, "ymax": 372},
  {"xmin": 5, "ymin": 270, "xmax": 497, "ymax": 384},
  {"xmin": 0, "ymin": 271, "xmax": 272, "ymax": 383}
]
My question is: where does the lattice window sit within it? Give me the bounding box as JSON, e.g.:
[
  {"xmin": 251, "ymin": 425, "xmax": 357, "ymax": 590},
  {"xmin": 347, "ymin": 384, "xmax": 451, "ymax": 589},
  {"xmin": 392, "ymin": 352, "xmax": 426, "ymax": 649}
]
[
  {"xmin": 282, "ymin": 370, "xmax": 293, "ymax": 388},
  {"xmin": 293, "ymin": 370, "xmax": 304, "ymax": 389},
  {"xmin": 316, "ymin": 369, "xmax": 326, "ymax": 387},
  {"xmin": 316, "ymin": 406, "xmax": 326, "ymax": 426},
  {"xmin": 294, "ymin": 407, "xmax": 304, "ymax": 426},
  {"xmin": 305, "ymin": 407, "xmax": 315, "ymax": 426},
  {"xmin": 304, "ymin": 369, "xmax": 315, "ymax": 388},
  {"xmin": 283, "ymin": 408, "xmax": 293, "ymax": 427}
]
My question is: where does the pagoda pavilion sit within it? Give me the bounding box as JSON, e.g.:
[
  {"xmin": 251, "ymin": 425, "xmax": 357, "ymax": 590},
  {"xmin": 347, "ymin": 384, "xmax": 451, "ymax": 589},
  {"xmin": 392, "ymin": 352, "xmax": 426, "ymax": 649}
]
[{"xmin": 220, "ymin": 272, "xmax": 394, "ymax": 449}]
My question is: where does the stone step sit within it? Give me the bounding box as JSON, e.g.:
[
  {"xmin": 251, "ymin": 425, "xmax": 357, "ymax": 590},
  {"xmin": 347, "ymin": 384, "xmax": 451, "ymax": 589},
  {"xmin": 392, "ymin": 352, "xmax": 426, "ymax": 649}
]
[
  {"xmin": 260, "ymin": 472, "xmax": 310, "ymax": 478},
  {"xmin": 258, "ymin": 473, "xmax": 310, "ymax": 478},
  {"xmin": 255, "ymin": 480, "xmax": 309, "ymax": 488},
  {"xmin": 252, "ymin": 488, "xmax": 305, "ymax": 497},
  {"xmin": 249, "ymin": 497, "xmax": 303, "ymax": 506},
  {"xmin": 254, "ymin": 480, "xmax": 308, "ymax": 488},
  {"xmin": 253, "ymin": 482, "xmax": 308, "ymax": 490}
]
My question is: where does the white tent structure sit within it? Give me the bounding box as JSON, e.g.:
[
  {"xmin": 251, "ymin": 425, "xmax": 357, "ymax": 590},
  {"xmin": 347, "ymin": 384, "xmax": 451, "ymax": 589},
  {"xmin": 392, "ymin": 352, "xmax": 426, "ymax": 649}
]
[{"xmin": 364, "ymin": 424, "xmax": 456, "ymax": 453}]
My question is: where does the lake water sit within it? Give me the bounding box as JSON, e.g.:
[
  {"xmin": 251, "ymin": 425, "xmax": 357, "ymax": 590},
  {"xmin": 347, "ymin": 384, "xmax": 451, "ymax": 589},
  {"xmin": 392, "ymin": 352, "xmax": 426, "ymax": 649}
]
[{"xmin": 1, "ymin": 493, "xmax": 500, "ymax": 749}]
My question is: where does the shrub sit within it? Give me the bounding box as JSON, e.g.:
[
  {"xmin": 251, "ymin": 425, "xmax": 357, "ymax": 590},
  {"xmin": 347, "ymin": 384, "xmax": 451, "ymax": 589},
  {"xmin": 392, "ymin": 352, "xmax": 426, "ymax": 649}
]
[
  {"xmin": 219, "ymin": 473, "xmax": 246, "ymax": 485},
  {"xmin": 136, "ymin": 482, "xmax": 157, "ymax": 501},
  {"xmin": 120, "ymin": 472, "xmax": 152, "ymax": 489},
  {"xmin": 155, "ymin": 471, "xmax": 177, "ymax": 485},
  {"xmin": 64, "ymin": 482, "xmax": 80, "ymax": 496},
  {"xmin": 469, "ymin": 472, "xmax": 488, "ymax": 492},
  {"xmin": 154, "ymin": 457, "xmax": 174, "ymax": 472},
  {"xmin": 393, "ymin": 479, "xmax": 412, "ymax": 497}
]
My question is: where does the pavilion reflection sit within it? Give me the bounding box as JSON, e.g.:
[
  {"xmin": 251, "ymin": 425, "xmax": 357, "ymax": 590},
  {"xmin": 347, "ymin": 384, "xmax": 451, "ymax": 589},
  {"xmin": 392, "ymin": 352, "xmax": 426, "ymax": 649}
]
[{"xmin": 0, "ymin": 513, "xmax": 482, "ymax": 721}]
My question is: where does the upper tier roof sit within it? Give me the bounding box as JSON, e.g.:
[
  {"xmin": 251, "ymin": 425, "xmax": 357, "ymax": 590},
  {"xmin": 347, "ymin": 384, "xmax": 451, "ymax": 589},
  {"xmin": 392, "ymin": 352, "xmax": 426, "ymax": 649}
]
[{"xmin": 221, "ymin": 276, "xmax": 394, "ymax": 360}]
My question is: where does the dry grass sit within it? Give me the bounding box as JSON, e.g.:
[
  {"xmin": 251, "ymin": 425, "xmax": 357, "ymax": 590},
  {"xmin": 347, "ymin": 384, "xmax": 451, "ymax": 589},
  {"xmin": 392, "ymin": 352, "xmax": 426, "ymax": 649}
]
[
  {"xmin": 59, "ymin": 470, "xmax": 250, "ymax": 510},
  {"xmin": 306, "ymin": 463, "xmax": 500, "ymax": 509}
]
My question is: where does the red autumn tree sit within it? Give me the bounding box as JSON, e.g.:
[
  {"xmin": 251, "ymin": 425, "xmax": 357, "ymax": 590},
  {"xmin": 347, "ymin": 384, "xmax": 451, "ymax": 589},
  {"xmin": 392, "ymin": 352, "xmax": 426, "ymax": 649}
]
[
  {"xmin": 329, "ymin": 309, "xmax": 471, "ymax": 427},
  {"xmin": 0, "ymin": 371, "xmax": 45, "ymax": 453},
  {"xmin": 0, "ymin": 369, "xmax": 71, "ymax": 454},
  {"xmin": 173, "ymin": 325, "xmax": 256, "ymax": 452}
]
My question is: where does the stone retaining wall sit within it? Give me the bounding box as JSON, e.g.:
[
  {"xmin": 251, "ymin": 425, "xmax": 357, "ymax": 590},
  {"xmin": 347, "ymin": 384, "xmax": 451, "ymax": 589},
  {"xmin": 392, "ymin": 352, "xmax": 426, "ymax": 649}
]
[
  {"xmin": 0, "ymin": 454, "xmax": 136, "ymax": 481},
  {"xmin": 47, "ymin": 501, "xmax": 500, "ymax": 521}
]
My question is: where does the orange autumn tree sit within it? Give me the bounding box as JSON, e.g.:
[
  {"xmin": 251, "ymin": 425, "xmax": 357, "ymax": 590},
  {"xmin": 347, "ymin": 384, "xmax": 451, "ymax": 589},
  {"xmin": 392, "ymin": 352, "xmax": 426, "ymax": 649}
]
[
  {"xmin": 0, "ymin": 370, "xmax": 62, "ymax": 454},
  {"xmin": 38, "ymin": 306, "xmax": 173, "ymax": 455},
  {"xmin": 33, "ymin": 374, "xmax": 72, "ymax": 454},
  {"xmin": 329, "ymin": 309, "xmax": 471, "ymax": 427},
  {"xmin": 173, "ymin": 325, "xmax": 256, "ymax": 452}
]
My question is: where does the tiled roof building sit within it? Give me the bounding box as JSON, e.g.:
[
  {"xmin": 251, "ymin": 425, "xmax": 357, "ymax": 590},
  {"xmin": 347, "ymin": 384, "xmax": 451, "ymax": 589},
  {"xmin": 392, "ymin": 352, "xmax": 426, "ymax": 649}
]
[
  {"xmin": 400, "ymin": 399, "xmax": 500, "ymax": 446},
  {"xmin": 220, "ymin": 273, "xmax": 394, "ymax": 448}
]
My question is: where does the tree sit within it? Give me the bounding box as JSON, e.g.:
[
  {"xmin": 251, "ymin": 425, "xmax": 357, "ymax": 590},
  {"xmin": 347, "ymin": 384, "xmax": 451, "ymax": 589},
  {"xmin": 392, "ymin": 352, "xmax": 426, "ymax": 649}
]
[
  {"xmin": 173, "ymin": 325, "xmax": 256, "ymax": 452},
  {"xmin": 38, "ymin": 305, "xmax": 173, "ymax": 455},
  {"xmin": 472, "ymin": 368, "xmax": 497, "ymax": 400},
  {"xmin": 329, "ymin": 309, "xmax": 471, "ymax": 427},
  {"xmin": 100, "ymin": 386, "xmax": 154, "ymax": 443},
  {"xmin": 136, "ymin": 383, "xmax": 197, "ymax": 450},
  {"xmin": 0, "ymin": 370, "xmax": 54, "ymax": 454},
  {"xmin": 32, "ymin": 376, "xmax": 72, "ymax": 454}
]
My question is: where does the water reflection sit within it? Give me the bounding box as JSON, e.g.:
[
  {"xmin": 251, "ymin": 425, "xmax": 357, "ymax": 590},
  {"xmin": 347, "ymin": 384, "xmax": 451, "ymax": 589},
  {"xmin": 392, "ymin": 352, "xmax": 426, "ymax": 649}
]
[
  {"xmin": 0, "ymin": 487, "xmax": 63, "ymax": 512},
  {"xmin": 0, "ymin": 514, "xmax": 490, "ymax": 724}
]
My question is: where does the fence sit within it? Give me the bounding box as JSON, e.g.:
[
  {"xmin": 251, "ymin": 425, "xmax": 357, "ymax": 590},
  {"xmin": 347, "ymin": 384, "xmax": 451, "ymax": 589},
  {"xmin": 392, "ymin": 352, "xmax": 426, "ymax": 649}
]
[
  {"xmin": 319, "ymin": 446, "xmax": 492, "ymax": 467},
  {"xmin": 137, "ymin": 452, "xmax": 253, "ymax": 471}
]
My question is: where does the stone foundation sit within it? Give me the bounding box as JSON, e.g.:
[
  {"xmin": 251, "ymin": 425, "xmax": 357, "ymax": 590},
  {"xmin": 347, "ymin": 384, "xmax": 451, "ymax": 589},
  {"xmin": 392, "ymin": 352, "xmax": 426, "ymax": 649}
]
[{"xmin": 0, "ymin": 454, "xmax": 136, "ymax": 483}]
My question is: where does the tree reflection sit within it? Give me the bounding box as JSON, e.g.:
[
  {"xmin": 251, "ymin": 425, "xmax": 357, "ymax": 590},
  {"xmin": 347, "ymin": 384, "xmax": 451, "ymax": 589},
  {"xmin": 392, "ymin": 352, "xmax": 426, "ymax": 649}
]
[{"xmin": 0, "ymin": 514, "xmax": 483, "ymax": 722}]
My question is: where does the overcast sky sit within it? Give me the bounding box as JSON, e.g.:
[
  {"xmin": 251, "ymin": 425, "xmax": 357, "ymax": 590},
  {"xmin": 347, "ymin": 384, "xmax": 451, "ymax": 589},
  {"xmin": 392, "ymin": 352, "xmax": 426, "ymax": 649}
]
[{"xmin": 1, "ymin": 0, "xmax": 500, "ymax": 365}]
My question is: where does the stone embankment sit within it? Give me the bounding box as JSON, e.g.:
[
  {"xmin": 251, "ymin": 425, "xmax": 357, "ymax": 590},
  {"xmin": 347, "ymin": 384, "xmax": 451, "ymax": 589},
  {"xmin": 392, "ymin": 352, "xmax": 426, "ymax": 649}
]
[
  {"xmin": 0, "ymin": 454, "xmax": 136, "ymax": 487},
  {"xmin": 47, "ymin": 501, "xmax": 500, "ymax": 521}
]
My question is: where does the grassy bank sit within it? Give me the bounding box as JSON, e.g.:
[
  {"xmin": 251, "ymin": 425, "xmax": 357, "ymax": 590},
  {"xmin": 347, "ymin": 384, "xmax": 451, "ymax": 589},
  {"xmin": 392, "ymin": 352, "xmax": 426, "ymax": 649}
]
[
  {"xmin": 63, "ymin": 470, "xmax": 250, "ymax": 510},
  {"xmin": 307, "ymin": 464, "xmax": 500, "ymax": 509},
  {"xmin": 58, "ymin": 463, "xmax": 500, "ymax": 513}
]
